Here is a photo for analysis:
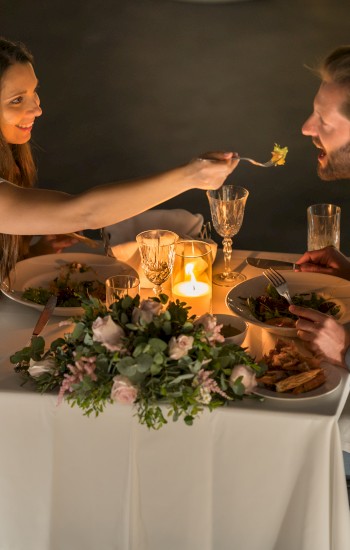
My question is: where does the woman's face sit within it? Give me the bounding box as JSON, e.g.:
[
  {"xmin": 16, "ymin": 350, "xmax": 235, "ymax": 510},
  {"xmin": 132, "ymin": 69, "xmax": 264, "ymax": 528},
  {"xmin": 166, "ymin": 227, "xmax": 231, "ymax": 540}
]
[{"xmin": 0, "ymin": 62, "xmax": 42, "ymax": 144}]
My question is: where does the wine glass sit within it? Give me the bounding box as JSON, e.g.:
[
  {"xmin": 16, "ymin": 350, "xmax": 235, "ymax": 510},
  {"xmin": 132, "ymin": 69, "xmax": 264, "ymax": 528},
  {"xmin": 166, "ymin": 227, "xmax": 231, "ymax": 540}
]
[
  {"xmin": 207, "ymin": 185, "xmax": 249, "ymax": 286},
  {"xmin": 136, "ymin": 230, "xmax": 178, "ymax": 296}
]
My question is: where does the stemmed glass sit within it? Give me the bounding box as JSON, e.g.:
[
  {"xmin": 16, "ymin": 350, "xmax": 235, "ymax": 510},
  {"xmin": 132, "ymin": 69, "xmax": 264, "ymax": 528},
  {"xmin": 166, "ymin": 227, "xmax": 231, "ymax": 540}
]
[
  {"xmin": 136, "ymin": 230, "xmax": 178, "ymax": 296},
  {"xmin": 207, "ymin": 185, "xmax": 249, "ymax": 286}
]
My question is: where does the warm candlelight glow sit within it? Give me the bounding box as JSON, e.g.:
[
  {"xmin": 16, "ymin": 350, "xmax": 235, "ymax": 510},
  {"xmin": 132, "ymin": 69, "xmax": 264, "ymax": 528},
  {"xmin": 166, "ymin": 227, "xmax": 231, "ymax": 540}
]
[{"xmin": 172, "ymin": 261, "xmax": 211, "ymax": 316}]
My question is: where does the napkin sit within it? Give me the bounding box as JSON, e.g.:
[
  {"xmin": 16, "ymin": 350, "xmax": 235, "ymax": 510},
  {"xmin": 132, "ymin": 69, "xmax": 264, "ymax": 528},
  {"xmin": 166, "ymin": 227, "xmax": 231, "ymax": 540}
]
[
  {"xmin": 104, "ymin": 209, "xmax": 204, "ymax": 245},
  {"xmin": 105, "ymin": 209, "xmax": 217, "ymax": 288}
]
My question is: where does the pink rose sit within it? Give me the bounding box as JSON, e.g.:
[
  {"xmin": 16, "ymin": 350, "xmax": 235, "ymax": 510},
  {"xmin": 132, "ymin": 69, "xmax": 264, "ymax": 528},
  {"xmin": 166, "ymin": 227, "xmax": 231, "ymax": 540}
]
[
  {"xmin": 92, "ymin": 315, "xmax": 126, "ymax": 352},
  {"xmin": 229, "ymin": 364, "xmax": 257, "ymax": 394},
  {"xmin": 168, "ymin": 334, "xmax": 194, "ymax": 360},
  {"xmin": 111, "ymin": 375, "xmax": 138, "ymax": 404},
  {"xmin": 194, "ymin": 313, "xmax": 224, "ymax": 344},
  {"xmin": 132, "ymin": 299, "xmax": 163, "ymax": 324}
]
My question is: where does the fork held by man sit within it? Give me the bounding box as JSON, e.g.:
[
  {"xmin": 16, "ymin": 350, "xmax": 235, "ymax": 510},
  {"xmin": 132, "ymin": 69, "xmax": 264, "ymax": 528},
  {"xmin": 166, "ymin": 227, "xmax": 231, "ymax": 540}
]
[{"xmin": 263, "ymin": 268, "xmax": 293, "ymax": 305}]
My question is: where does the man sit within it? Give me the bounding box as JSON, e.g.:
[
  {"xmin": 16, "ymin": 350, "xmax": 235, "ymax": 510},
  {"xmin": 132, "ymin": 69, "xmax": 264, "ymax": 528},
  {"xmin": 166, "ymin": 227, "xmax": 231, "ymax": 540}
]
[
  {"xmin": 288, "ymin": 46, "xmax": 350, "ymax": 368},
  {"xmin": 289, "ymin": 46, "xmax": 350, "ymax": 491}
]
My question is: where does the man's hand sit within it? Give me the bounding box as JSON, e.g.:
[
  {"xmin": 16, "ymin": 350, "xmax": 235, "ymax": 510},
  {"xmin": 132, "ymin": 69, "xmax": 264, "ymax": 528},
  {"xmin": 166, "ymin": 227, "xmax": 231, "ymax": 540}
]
[
  {"xmin": 289, "ymin": 304, "xmax": 350, "ymax": 367},
  {"xmin": 296, "ymin": 246, "xmax": 350, "ymax": 280}
]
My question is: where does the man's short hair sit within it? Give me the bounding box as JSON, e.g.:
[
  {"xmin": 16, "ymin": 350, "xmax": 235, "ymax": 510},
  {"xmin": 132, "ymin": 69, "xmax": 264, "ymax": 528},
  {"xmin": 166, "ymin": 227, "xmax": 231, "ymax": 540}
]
[{"xmin": 318, "ymin": 46, "xmax": 350, "ymax": 119}]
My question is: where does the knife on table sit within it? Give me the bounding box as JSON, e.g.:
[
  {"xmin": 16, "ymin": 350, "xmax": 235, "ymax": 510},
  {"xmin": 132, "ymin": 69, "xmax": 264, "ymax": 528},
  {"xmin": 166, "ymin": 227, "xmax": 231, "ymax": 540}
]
[
  {"xmin": 246, "ymin": 257, "xmax": 297, "ymax": 270},
  {"xmin": 30, "ymin": 294, "xmax": 58, "ymax": 340},
  {"xmin": 15, "ymin": 294, "xmax": 58, "ymax": 368}
]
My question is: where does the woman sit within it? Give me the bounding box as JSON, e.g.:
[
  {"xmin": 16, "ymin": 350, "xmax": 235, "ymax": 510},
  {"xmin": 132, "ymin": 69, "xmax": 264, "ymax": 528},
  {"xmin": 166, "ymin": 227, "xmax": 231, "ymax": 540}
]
[{"xmin": 0, "ymin": 36, "xmax": 238, "ymax": 282}]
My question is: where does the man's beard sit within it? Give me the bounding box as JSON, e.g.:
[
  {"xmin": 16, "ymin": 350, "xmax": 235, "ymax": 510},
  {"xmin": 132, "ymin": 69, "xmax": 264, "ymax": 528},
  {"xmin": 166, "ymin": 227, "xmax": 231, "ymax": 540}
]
[{"xmin": 318, "ymin": 140, "xmax": 350, "ymax": 180}]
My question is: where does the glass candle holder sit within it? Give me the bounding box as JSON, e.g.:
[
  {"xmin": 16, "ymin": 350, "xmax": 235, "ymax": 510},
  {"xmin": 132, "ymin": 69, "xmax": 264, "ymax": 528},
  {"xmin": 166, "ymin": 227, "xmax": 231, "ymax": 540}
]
[{"xmin": 171, "ymin": 240, "xmax": 212, "ymax": 317}]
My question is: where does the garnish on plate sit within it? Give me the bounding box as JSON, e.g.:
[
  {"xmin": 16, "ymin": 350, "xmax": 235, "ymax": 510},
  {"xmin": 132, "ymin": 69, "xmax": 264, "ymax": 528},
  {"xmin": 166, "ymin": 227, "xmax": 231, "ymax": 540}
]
[
  {"xmin": 242, "ymin": 283, "xmax": 340, "ymax": 328},
  {"xmin": 21, "ymin": 262, "xmax": 106, "ymax": 307}
]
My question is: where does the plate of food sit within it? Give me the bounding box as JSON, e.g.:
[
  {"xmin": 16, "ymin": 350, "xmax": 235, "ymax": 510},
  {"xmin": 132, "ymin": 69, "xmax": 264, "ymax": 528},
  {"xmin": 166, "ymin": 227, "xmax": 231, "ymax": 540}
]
[
  {"xmin": 226, "ymin": 271, "xmax": 350, "ymax": 336},
  {"xmin": 253, "ymin": 339, "xmax": 342, "ymax": 400},
  {"xmin": 1, "ymin": 253, "xmax": 139, "ymax": 316}
]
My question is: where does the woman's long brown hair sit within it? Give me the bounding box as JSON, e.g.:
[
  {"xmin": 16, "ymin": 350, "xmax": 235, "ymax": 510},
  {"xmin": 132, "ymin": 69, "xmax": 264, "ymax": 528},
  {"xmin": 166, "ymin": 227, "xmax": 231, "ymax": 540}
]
[{"xmin": 0, "ymin": 37, "xmax": 37, "ymax": 283}]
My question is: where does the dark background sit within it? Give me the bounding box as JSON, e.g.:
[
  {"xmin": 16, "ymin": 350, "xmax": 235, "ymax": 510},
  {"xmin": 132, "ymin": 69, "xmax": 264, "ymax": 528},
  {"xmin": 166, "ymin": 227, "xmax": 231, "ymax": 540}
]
[{"xmin": 2, "ymin": 0, "xmax": 350, "ymax": 253}]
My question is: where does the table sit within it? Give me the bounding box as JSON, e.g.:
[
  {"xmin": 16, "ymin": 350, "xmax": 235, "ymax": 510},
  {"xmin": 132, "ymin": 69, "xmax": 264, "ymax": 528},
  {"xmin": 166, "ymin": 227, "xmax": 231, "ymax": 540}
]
[{"xmin": 0, "ymin": 249, "xmax": 349, "ymax": 550}]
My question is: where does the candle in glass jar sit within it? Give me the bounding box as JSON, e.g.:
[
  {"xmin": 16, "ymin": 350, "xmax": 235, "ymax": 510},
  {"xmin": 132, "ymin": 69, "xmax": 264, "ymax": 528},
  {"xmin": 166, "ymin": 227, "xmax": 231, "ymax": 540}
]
[{"xmin": 172, "ymin": 261, "xmax": 211, "ymax": 316}]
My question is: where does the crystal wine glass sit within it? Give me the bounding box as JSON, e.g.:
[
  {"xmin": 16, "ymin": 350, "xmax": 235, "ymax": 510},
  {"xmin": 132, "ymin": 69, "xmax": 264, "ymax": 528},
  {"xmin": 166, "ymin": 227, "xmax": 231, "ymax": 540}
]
[
  {"xmin": 136, "ymin": 229, "xmax": 178, "ymax": 296},
  {"xmin": 207, "ymin": 185, "xmax": 249, "ymax": 286}
]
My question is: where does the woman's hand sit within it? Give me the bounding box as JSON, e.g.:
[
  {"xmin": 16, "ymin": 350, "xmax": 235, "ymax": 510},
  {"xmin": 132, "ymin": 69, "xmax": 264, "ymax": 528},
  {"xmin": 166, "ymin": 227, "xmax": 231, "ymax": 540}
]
[
  {"xmin": 296, "ymin": 246, "xmax": 350, "ymax": 280},
  {"xmin": 289, "ymin": 304, "xmax": 350, "ymax": 367},
  {"xmin": 186, "ymin": 152, "xmax": 239, "ymax": 190},
  {"xmin": 28, "ymin": 234, "xmax": 79, "ymax": 256}
]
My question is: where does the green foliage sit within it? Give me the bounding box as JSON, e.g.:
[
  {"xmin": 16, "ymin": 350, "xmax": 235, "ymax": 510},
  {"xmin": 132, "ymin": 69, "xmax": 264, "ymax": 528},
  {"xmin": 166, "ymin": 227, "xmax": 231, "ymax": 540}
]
[{"xmin": 12, "ymin": 294, "xmax": 264, "ymax": 429}]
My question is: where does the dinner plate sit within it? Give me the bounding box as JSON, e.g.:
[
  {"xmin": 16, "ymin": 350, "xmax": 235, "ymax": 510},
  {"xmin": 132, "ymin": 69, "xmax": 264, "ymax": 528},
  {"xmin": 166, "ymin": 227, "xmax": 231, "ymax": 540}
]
[
  {"xmin": 225, "ymin": 272, "xmax": 350, "ymax": 337},
  {"xmin": 253, "ymin": 363, "xmax": 341, "ymax": 400},
  {"xmin": 1, "ymin": 252, "xmax": 139, "ymax": 316}
]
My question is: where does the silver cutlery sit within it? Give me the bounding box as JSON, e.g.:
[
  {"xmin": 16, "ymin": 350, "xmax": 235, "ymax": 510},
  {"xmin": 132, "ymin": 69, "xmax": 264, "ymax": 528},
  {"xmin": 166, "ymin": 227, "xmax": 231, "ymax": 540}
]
[
  {"xmin": 198, "ymin": 154, "xmax": 283, "ymax": 168},
  {"xmin": 247, "ymin": 257, "xmax": 297, "ymax": 270},
  {"xmin": 238, "ymin": 155, "xmax": 283, "ymax": 168},
  {"xmin": 263, "ymin": 268, "xmax": 293, "ymax": 305},
  {"xmin": 199, "ymin": 221, "xmax": 212, "ymax": 240},
  {"xmin": 24, "ymin": 295, "xmax": 57, "ymax": 347},
  {"xmin": 14, "ymin": 294, "xmax": 57, "ymax": 367},
  {"xmin": 30, "ymin": 294, "xmax": 58, "ymax": 339}
]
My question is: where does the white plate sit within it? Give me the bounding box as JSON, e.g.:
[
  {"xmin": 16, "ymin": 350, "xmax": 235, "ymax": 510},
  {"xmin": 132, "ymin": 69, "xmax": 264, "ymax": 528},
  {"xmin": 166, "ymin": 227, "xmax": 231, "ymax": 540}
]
[
  {"xmin": 253, "ymin": 363, "xmax": 341, "ymax": 400},
  {"xmin": 225, "ymin": 272, "xmax": 350, "ymax": 337},
  {"xmin": 1, "ymin": 253, "xmax": 138, "ymax": 316}
]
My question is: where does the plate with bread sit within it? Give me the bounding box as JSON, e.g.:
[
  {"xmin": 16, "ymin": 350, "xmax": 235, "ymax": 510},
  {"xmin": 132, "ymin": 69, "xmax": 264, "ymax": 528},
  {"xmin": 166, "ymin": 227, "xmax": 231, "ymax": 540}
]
[{"xmin": 254, "ymin": 339, "xmax": 342, "ymax": 400}]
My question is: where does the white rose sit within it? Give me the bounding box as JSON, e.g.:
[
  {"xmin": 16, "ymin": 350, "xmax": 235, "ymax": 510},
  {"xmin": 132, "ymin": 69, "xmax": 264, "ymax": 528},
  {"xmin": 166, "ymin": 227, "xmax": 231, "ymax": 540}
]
[
  {"xmin": 132, "ymin": 300, "xmax": 162, "ymax": 324},
  {"xmin": 168, "ymin": 334, "xmax": 194, "ymax": 360},
  {"xmin": 229, "ymin": 364, "xmax": 257, "ymax": 394},
  {"xmin": 92, "ymin": 315, "xmax": 126, "ymax": 352},
  {"xmin": 28, "ymin": 357, "xmax": 56, "ymax": 378}
]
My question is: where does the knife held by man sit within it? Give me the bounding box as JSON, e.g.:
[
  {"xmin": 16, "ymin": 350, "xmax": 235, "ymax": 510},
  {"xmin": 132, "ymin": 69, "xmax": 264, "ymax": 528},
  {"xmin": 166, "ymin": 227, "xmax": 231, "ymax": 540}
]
[{"xmin": 246, "ymin": 257, "xmax": 299, "ymax": 270}]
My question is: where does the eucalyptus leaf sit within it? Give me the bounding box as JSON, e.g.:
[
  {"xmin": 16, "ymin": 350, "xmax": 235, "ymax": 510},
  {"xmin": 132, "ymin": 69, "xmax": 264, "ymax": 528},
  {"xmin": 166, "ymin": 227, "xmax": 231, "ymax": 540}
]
[
  {"xmin": 169, "ymin": 373, "xmax": 194, "ymax": 385},
  {"xmin": 71, "ymin": 322, "xmax": 85, "ymax": 339},
  {"xmin": 148, "ymin": 338, "xmax": 167, "ymax": 353},
  {"xmin": 116, "ymin": 357, "xmax": 138, "ymax": 377}
]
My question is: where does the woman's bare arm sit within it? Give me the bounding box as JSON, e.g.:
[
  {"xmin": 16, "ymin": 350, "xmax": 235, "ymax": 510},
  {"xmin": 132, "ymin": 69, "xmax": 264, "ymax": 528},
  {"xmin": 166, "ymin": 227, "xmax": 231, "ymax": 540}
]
[{"xmin": 0, "ymin": 154, "xmax": 238, "ymax": 235}]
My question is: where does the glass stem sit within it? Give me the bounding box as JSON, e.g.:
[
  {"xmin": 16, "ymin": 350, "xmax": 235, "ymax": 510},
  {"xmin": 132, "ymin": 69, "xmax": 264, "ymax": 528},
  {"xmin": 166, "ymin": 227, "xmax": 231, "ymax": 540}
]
[
  {"xmin": 153, "ymin": 284, "xmax": 162, "ymax": 297},
  {"xmin": 222, "ymin": 237, "xmax": 233, "ymax": 278}
]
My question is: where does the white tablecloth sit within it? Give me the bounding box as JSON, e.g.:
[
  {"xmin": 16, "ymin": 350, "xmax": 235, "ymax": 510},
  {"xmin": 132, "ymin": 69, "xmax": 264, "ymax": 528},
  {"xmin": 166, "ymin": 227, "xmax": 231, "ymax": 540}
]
[{"xmin": 0, "ymin": 249, "xmax": 349, "ymax": 550}]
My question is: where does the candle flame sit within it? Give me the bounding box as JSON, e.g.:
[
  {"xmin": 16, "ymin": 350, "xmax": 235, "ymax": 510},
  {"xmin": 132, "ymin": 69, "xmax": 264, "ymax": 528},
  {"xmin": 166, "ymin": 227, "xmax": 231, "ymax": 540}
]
[{"xmin": 185, "ymin": 262, "xmax": 197, "ymax": 292}]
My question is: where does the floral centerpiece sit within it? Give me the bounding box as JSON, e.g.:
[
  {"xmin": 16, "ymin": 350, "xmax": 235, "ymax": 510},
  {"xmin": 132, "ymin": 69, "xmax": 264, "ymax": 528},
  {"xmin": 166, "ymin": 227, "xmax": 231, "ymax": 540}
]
[{"xmin": 11, "ymin": 294, "xmax": 265, "ymax": 429}]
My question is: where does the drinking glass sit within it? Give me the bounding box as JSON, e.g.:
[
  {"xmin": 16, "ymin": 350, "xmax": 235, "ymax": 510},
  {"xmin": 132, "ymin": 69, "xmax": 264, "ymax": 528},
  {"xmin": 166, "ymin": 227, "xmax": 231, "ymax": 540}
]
[
  {"xmin": 207, "ymin": 185, "xmax": 249, "ymax": 286},
  {"xmin": 105, "ymin": 274, "xmax": 140, "ymax": 308},
  {"xmin": 136, "ymin": 230, "xmax": 178, "ymax": 296},
  {"xmin": 307, "ymin": 203, "xmax": 341, "ymax": 251}
]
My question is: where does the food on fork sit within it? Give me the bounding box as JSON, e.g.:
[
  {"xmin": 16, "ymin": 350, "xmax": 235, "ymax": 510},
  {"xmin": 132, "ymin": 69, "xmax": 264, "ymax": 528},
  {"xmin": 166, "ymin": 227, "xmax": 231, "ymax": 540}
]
[
  {"xmin": 258, "ymin": 339, "xmax": 326, "ymax": 394},
  {"xmin": 271, "ymin": 143, "xmax": 288, "ymax": 166}
]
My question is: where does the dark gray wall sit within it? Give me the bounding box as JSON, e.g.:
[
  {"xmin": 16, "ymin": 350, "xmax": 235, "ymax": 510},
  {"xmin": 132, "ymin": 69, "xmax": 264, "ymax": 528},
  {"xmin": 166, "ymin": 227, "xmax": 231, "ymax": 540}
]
[{"xmin": 2, "ymin": 0, "xmax": 350, "ymax": 253}]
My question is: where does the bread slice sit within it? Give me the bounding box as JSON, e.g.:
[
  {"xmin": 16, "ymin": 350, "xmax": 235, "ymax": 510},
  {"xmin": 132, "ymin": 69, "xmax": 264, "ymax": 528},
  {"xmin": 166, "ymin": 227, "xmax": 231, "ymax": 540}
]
[
  {"xmin": 276, "ymin": 369, "xmax": 323, "ymax": 393},
  {"xmin": 292, "ymin": 370, "xmax": 326, "ymax": 395}
]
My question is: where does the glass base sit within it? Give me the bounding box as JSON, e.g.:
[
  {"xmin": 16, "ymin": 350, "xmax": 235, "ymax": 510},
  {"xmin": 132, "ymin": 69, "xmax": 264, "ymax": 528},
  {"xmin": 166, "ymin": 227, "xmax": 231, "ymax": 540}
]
[{"xmin": 212, "ymin": 271, "xmax": 246, "ymax": 287}]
